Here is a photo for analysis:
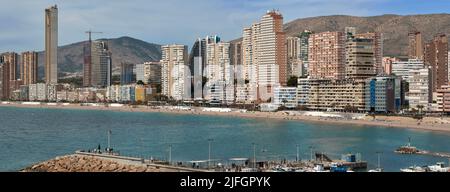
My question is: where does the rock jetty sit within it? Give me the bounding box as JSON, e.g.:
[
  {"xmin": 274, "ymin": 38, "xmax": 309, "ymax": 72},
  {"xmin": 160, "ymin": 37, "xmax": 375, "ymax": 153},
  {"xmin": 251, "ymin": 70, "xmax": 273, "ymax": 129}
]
[{"xmin": 22, "ymin": 155, "xmax": 179, "ymax": 172}]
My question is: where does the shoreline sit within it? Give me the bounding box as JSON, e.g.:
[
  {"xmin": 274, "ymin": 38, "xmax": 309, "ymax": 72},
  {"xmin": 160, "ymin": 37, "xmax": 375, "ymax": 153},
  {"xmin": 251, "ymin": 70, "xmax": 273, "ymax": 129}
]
[{"xmin": 1, "ymin": 102, "xmax": 450, "ymax": 133}]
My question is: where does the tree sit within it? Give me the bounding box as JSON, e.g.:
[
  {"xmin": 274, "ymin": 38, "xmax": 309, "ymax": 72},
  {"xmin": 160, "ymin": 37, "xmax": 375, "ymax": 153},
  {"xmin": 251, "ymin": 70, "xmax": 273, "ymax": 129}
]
[
  {"xmin": 416, "ymin": 105, "xmax": 424, "ymax": 114},
  {"xmin": 296, "ymin": 105, "xmax": 309, "ymax": 111},
  {"xmin": 287, "ymin": 76, "xmax": 298, "ymax": 87},
  {"xmin": 202, "ymin": 77, "xmax": 208, "ymax": 87}
]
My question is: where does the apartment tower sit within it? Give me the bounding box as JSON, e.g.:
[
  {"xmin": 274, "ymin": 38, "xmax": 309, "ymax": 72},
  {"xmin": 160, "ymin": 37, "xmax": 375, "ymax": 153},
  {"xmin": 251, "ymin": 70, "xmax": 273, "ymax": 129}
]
[
  {"xmin": 21, "ymin": 51, "xmax": 38, "ymax": 85},
  {"xmin": 424, "ymin": 34, "xmax": 448, "ymax": 92},
  {"xmin": 45, "ymin": 5, "xmax": 58, "ymax": 84}
]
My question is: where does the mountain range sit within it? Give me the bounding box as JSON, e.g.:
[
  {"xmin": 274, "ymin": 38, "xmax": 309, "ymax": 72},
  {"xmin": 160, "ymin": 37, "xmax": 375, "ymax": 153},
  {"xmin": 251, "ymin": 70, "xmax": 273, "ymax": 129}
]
[
  {"xmin": 37, "ymin": 36, "xmax": 161, "ymax": 78},
  {"xmin": 38, "ymin": 14, "xmax": 450, "ymax": 78}
]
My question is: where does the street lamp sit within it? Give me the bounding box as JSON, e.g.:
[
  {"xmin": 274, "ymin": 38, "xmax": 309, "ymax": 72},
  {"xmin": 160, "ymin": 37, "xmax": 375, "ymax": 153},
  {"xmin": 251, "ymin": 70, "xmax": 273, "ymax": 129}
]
[
  {"xmin": 376, "ymin": 151, "xmax": 382, "ymax": 170},
  {"xmin": 309, "ymin": 146, "xmax": 313, "ymax": 162},
  {"xmin": 208, "ymin": 139, "xmax": 213, "ymax": 169},
  {"xmin": 168, "ymin": 144, "xmax": 172, "ymax": 165},
  {"xmin": 296, "ymin": 144, "xmax": 300, "ymax": 162},
  {"xmin": 107, "ymin": 130, "xmax": 112, "ymax": 151},
  {"xmin": 252, "ymin": 143, "xmax": 256, "ymax": 169}
]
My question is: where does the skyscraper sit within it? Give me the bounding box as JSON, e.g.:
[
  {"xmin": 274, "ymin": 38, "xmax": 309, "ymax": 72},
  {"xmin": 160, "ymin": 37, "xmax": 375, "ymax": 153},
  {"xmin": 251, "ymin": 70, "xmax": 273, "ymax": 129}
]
[
  {"xmin": 408, "ymin": 31, "xmax": 424, "ymax": 60},
  {"xmin": 258, "ymin": 10, "xmax": 287, "ymax": 101},
  {"xmin": 308, "ymin": 31, "xmax": 345, "ymax": 79},
  {"xmin": 299, "ymin": 30, "xmax": 312, "ymax": 77},
  {"xmin": 188, "ymin": 36, "xmax": 220, "ymax": 100},
  {"xmin": 45, "ymin": 5, "xmax": 58, "ymax": 84},
  {"xmin": 355, "ymin": 32, "xmax": 383, "ymax": 75},
  {"xmin": 204, "ymin": 40, "xmax": 233, "ymax": 104},
  {"xmin": 236, "ymin": 27, "xmax": 258, "ymax": 103},
  {"xmin": 2, "ymin": 52, "xmax": 18, "ymax": 81},
  {"xmin": 21, "ymin": 51, "xmax": 38, "ymax": 85},
  {"xmin": 424, "ymin": 34, "xmax": 448, "ymax": 92},
  {"xmin": 120, "ymin": 62, "xmax": 134, "ymax": 85},
  {"xmin": 0, "ymin": 52, "xmax": 18, "ymax": 99},
  {"xmin": 84, "ymin": 41, "xmax": 112, "ymax": 87},
  {"xmin": 286, "ymin": 36, "xmax": 301, "ymax": 78},
  {"xmin": 345, "ymin": 34, "xmax": 375, "ymax": 79},
  {"xmin": 161, "ymin": 44, "xmax": 189, "ymax": 100}
]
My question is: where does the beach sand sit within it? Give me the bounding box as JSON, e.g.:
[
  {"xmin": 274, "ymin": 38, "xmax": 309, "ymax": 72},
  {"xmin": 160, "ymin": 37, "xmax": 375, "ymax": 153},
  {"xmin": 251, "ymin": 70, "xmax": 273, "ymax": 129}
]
[{"xmin": 1, "ymin": 102, "xmax": 449, "ymax": 133}]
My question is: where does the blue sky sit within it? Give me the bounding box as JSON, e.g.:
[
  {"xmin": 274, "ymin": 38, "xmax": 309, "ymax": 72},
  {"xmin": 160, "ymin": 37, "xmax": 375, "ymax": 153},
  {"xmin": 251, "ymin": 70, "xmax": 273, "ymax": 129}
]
[{"xmin": 1, "ymin": 0, "xmax": 450, "ymax": 52}]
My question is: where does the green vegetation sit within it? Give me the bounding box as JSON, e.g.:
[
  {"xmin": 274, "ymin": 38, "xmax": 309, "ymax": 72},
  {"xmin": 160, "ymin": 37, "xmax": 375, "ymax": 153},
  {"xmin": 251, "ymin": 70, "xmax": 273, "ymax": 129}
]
[
  {"xmin": 287, "ymin": 76, "xmax": 298, "ymax": 87},
  {"xmin": 58, "ymin": 77, "xmax": 83, "ymax": 87}
]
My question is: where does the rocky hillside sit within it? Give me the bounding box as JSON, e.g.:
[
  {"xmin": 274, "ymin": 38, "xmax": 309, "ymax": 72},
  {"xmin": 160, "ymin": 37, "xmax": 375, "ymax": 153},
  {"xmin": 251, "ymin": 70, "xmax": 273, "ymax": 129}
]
[
  {"xmin": 37, "ymin": 36, "xmax": 161, "ymax": 78},
  {"xmin": 232, "ymin": 14, "xmax": 450, "ymax": 57}
]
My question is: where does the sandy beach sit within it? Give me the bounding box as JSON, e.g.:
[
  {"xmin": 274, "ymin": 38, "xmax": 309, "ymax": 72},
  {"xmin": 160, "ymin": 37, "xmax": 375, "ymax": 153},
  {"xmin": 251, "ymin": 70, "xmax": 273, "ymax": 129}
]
[{"xmin": 1, "ymin": 102, "xmax": 450, "ymax": 133}]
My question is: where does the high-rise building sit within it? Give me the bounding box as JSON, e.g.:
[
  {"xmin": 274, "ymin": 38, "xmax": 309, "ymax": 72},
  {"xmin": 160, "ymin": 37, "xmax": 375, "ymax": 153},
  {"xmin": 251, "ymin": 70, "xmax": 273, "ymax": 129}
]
[
  {"xmin": 120, "ymin": 63, "xmax": 134, "ymax": 85},
  {"xmin": 2, "ymin": 52, "xmax": 18, "ymax": 81},
  {"xmin": 45, "ymin": 5, "xmax": 58, "ymax": 84},
  {"xmin": 424, "ymin": 34, "xmax": 448, "ymax": 92},
  {"xmin": 258, "ymin": 10, "xmax": 287, "ymax": 101},
  {"xmin": 204, "ymin": 41, "xmax": 234, "ymax": 104},
  {"xmin": 345, "ymin": 34, "xmax": 375, "ymax": 79},
  {"xmin": 236, "ymin": 27, "xmax": 258, "ymax": 103},
  {"xmin": 189, "ymin": 35, "xmax": 220, "ymax": 100},
  {"xmin": 448, "ymin": 51, "xmax": 450, "ymax": 83},
  {"xmin": 299, "ymin": 30, "xmax": 312, "ymax": 77},
  {"xmin": 161, "ymin": 44, "xmax": 189, "ymax": 100},
  {"xmin": 136, "ymin": 61, "xmax": 161, "ymax": 85},
  {"xmin": 0, "ymin": 63, "xmax": 6, "ymax": 99},
  {"xmin": 408, "ymin": 31, "xmax": 424, "ymax": 60},
  {"xmin": 20, "ymin": 52, "xmax": 38, "ymax": 85},
  {"xmin": 406, "ymin": 67, "xmax": 432, "ymax": 110},
  {"xmin": 286, "ymin": 36, "xmax": 301, "ymax": 78},
  {"xmin": 355, "ymin": 32, "xmax": 383, "ymax": 75},
  {"xmin": 84, "ymin": 41, "xmax": 112, "ymax": 87},
  {"xmin": 308, "ymin": 31, "xmax": 345, "ymax": 79},
  {"xmin": 1, "ymin": 53, "xmax": 18, "ymax": 99}
]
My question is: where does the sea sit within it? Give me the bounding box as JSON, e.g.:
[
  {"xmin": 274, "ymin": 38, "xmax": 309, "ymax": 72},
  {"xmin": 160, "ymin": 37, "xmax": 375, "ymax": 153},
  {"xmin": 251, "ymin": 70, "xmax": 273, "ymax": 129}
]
[{"xmin": 1, "ymin": 106, "xmax": 449, "ymax": 172}]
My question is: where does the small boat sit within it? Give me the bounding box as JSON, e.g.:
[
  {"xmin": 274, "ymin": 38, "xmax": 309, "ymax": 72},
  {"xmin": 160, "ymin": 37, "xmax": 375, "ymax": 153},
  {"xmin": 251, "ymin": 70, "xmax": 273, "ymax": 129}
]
[
  {"xmin": 427, "ymin": 162, "xmax": 450, "ymax": 172},
  {"xmin": 400, "ymin": 165, "xmax": 426, "ymax": 172},
  {"xmin": 368, "ymin": 152, "xmax": 383, "ymax": 172},
  {"xmin": 395, "ymin": 137, "xmax": 420, "ymax": 154},
  {"xmin": 368, "ymin": 168, "xmax": 383, "ymax": 172}
]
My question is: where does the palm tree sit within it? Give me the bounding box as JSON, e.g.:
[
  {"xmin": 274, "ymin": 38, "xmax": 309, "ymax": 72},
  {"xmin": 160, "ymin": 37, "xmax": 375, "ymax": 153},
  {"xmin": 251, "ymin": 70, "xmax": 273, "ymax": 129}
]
[{"xmin": 416, "ymin": 105, "xmax": 424, "ymax": 115}]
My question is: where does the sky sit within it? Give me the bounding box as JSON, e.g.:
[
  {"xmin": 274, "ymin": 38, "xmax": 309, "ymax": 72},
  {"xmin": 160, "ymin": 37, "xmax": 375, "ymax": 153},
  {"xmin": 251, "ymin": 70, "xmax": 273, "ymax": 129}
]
[{"xmin": 1, "ymin": 0, "xmax": 450, "ymax": 52}]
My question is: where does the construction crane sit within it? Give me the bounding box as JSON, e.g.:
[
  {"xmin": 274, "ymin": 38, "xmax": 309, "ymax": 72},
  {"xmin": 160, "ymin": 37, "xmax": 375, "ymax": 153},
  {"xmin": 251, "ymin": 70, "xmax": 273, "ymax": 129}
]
[{"xmin": 85, "ymin": 30, "xmax": 103, "ymax": 41}]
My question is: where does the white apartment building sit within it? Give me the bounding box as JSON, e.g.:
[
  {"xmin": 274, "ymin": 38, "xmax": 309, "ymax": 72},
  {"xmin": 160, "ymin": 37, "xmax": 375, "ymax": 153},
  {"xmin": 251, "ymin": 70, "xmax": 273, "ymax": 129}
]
[
  {"xmin": 406, "ymin": 67, "xmax": 432, "ymax": 110},
  {"xmin": 273, "ymin": 86, "xmax": 298, "ymax": 108},
  {"xmin": 297, "ymin": 78, "xmax": 310, "ymax": 106},
  {"xmin": 161, "ymin": 44, "xmax": 189, "ymax": 101},
  {"xmin": 391, "ymin": 59, "xmax": 424, "ymax": 80}
]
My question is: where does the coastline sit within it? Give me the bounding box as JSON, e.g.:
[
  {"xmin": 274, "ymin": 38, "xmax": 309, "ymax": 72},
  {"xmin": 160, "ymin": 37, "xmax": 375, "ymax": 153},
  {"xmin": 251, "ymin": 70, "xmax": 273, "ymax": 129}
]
[{"xmin": 1, "ymin": 102, "xmax": 450, "ymax": 133}]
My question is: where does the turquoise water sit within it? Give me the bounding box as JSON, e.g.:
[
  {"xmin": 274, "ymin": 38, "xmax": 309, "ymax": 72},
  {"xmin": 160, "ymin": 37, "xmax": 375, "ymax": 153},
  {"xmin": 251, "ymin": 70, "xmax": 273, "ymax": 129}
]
[{"xmin": 0, "ymin": 106, "xmax": 449, "ymax": 172}]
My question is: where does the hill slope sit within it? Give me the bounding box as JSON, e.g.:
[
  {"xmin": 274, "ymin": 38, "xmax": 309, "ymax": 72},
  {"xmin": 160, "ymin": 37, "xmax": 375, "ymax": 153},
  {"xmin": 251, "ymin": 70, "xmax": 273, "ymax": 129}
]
[
  {"xmin": 233, "ymin": 14, "xmax": 450, "ymax": 57},
  {"xmin": 37, "ymin": 36, "xmax": 161, "ymax": 78}
]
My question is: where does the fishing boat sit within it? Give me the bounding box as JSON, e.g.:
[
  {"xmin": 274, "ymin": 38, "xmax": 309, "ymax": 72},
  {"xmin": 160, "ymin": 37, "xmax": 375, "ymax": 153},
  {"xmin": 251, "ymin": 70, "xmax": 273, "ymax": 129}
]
[{"xmin": 395, "ymin": 137, "xmax": 419, "ymax": 154}]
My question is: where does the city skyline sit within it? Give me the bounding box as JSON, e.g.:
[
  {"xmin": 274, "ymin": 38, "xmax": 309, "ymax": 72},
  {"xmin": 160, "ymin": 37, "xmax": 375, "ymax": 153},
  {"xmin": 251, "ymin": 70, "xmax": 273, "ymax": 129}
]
[{"xmin": 2, "ymin": 0, "xmax": 450, "ymax": 52}]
